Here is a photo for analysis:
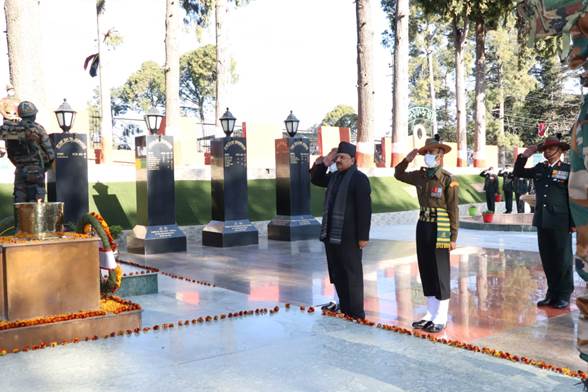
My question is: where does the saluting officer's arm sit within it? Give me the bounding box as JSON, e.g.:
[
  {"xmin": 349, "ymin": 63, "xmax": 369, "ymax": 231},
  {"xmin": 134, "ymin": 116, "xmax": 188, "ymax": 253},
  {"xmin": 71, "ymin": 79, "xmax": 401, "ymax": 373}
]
[
  {"xmin": 393, "ymin": 158, "xmax": 419, "ymax": 185},
  {"xmin": 445, "ymin": 178, "xmax": 460, "ymax": 242},
  {"xmin": 512, "ymin": 154, "xmax": 535, "ymax": 179},
  {"xmin": 310, "ymin": 161, "xmax": 330, "ymax": 188}
]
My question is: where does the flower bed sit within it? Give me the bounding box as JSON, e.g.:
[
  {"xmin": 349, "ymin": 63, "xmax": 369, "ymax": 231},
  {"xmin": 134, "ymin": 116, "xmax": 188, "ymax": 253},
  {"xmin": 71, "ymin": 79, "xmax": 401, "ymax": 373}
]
[{"xmin": 0, "ymin": 296, "xmax": 140, "ymax": 332}]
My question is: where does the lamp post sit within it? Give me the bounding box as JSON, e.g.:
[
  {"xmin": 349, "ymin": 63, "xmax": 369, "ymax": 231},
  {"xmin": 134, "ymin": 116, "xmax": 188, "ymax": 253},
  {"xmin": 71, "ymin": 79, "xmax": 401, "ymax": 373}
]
[
  {"xmin": 144, "ymin": 107, "xmax": 164, "ymax": 135},
  {"xmin": 54, "ymin": 99, "xmax": 76, "ymax": 133},
  {"xmin": 220, "ymin": 108, "xmax": 236, "ymax": 137},
  {"xmin": 284, "ymin": 110, "xmax": 299, "ymax": 137}
]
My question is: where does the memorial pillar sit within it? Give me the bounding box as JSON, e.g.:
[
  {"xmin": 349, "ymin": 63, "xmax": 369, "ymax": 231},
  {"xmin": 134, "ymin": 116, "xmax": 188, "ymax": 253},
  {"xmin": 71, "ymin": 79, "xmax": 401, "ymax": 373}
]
[
  {"xmin": 268, "ymin": 136, "xmax": 320, "ymax": 241},
  {"xmin": 126, "ymin": 134, "xmax": 186, "ymax": 254},
  {"xmin": 202, "ymin": 136, "xmax": 258, "ymax": 247},
  {"xmin": 47, "ymin": 133, "xmax": 89, "ymax": 225}
]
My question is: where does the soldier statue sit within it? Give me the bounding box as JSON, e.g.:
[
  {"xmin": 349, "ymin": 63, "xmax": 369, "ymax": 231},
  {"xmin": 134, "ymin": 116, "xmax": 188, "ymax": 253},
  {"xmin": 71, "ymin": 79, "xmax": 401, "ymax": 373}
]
[{"xmin": 1, "ymin": 101, "xmax": 55, "ymax": 202}]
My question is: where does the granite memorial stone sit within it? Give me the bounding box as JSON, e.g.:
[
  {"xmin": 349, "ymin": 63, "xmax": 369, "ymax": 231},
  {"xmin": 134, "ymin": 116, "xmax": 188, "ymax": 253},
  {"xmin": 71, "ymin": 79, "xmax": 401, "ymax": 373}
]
[
  {"xmin": 202, "ymin": 136, "xmax": 259, "ymax": 247},
  {"xmin": 268, "ymin": 137, "xmax": 320, "ymax": 241},
  {"xmin": 47, "ymin": 133, "xmax": 89, "ymax": 225},
  {"xmin": 126, "ymin": 135, "xmax": 186, "ymax": 254}
]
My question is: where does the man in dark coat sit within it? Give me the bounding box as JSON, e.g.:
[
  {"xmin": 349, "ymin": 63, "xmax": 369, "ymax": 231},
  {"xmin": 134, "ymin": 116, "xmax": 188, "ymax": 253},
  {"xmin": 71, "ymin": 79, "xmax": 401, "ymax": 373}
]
[
  {"xmin": 310, "ymin": 141, "xmax": 372, "ymax": 319},
  {"xmin": 480, "ymin": 167, "xmax": 499, "ymax": 212},
  {"xmin": 513, "ymin": 134, "xmax": 575, "ymax": 309},
  {"xmin": 498, "ymin": 167, "xmax": 514, "ymax": 213},
  {"xmin": 513, "ymin": 176, "xmax": 530, "ymax": 213}
]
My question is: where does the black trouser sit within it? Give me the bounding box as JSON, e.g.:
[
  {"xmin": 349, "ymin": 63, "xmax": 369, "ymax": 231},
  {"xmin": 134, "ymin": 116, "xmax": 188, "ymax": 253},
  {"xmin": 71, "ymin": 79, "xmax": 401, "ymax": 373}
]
[
  {"xmin": 537, "ymin": 227, "xmax": 574, "ymax": 301},
  {"xmin": 504, "ymin": 191, "xmax": 513, "ymax": 213},
  {"xmin": 515, "ymin": 193, "xmax": 525, "ymax": 213},
  {"xmin": 485, "ymin": 192, "xmax": 496, "ymax": 212},
  {"xmin": 325, "ymin": 242, "xmax": 364, "ymax": 319},
  {"xmin": 416, "ymin": 220, "xmax": 450, "ymax": 300}
]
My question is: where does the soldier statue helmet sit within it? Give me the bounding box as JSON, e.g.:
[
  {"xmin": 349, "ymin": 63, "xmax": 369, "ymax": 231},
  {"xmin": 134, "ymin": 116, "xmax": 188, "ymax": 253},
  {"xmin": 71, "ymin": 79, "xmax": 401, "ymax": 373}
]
[{"xmin": 17, "ymin": 101, "xmax": 38, "ymax": 119}]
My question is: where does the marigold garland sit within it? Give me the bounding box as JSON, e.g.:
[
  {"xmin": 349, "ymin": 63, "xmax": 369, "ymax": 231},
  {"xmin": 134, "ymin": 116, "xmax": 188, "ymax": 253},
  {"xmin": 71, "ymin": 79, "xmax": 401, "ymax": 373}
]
[
  {"xmin": 0, "ymin": 297, "xmax": 140, "ymax": 332},
  {"xmin": 0, "ymin": 304, "xmax": 288, "ymax": 358},
  {"xmin": 321, "ymin": 310, "xmax": 588, "ymax": 380}
]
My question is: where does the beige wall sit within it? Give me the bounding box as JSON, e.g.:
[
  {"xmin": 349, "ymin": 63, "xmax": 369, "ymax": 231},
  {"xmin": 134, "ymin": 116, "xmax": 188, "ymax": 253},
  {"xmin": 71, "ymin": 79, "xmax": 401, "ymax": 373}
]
[
  {"xmin": 317, "ymin": 126, "xmax": 350, "ymax": 155},
  {"xmin": 244, "ymin": 122, "xmax": 283, "ymax": 170}
]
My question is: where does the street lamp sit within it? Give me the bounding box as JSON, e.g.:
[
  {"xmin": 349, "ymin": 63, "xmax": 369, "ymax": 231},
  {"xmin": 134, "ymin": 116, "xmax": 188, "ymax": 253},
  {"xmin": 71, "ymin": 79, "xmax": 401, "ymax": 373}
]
[
  {"xmin": 284, "ymin": 110, "xmax": 299, "ymax": 137},
  {"xmin": 220, "ymin": 108, "xmax": 236, "ymax": 137},
  {"xmin": 144, "ymin": 107, "xmax": 164, "ymax": 135},
  {"xmin": 54, "ymin": 99, "xmax": 76, "ymax": 132}
]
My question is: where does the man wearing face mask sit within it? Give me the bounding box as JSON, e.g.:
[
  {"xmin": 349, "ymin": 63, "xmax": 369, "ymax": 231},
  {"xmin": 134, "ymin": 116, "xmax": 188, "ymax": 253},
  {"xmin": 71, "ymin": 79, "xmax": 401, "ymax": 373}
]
[
  {"xmin": 514, "ymin": 134, "xmax": 574, "ymax": 309},
  {"xmin": 394, "ymin": 135, "xmax": 459, "ymax": 333},
  {"xmin": 480, "ymin": 167, "xmax": 499, "ymax": 212},
  {"xmin": 310, "ymin": 141, "xmax": 372, "ymax": 319}
]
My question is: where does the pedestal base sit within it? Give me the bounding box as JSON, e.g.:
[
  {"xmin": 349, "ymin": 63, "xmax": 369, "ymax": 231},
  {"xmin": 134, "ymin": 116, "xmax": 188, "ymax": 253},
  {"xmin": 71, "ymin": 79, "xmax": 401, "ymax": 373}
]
[
  {"xmin": 126, "ymin": 224, "xmax": 187, "ymax": 254},
  {"xmin": 0, "ymin": 309, "xmax": 141, "ymax": 352},
  {"xmin": 202, "ymin": 220, "xmax": 259, "ymax": 247},
  {"xmin": 268, "ymin": 215, "xmax": 321, "ymax": 241}
]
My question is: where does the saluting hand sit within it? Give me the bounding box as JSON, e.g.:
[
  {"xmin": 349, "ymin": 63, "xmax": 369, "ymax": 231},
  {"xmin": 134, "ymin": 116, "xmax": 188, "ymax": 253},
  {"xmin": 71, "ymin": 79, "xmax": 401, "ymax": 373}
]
[
  {"xmin": 323, "ymin": 148, "xmax": 338, "ymax": 166},
  {"xmin": 314, "ymin": 155, "xmax": 324, "ymax": 166},
  {"xmin": 405, "ymin": 149, "xmax": 418, "ymax": 163},
  {"xmin": 358, "ymin": 240, "xmax": 369, "ymax": 249},
  {"xmin": 522, "ymin": 145, "xmax": 537, "ymax": 158}
]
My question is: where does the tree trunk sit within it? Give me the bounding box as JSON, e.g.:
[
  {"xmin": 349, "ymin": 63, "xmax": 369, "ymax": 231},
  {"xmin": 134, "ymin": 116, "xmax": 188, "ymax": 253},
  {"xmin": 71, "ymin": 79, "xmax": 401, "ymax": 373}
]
[
  {"xmin": 453, "ymin": 16, "xmax": 468, "ymax": 167},
  {"xmin": 96, "ymin": 4, "xmax": 113, "ymax": 163},
  {"xmin": 5, "ymin": 0, "xmax": 48, "ymax": 125},
  {"xmin": 497, "ymin": 64, "xmax": 506, "ymax": 167},
  {"xmin": 427, "ymin": 50, "xmax": 438, "ymax": 135},
  {"xmin": 391, "ymin": 0, "xmax": 409, "ymax": 167},
  {"xmin": 474, "ymin": 19, "xmax": 486, "ymax": 168},
  {"xmin": 215, "ymin": 0, "xmax": 230, "ymax": 133},
  {"xmin": 165, "ymin": 0, "xmax": 181, "ymax": 140},
  {"xmin": 355, "ymin": 0, "xmax": 375, "ymax": 168}
]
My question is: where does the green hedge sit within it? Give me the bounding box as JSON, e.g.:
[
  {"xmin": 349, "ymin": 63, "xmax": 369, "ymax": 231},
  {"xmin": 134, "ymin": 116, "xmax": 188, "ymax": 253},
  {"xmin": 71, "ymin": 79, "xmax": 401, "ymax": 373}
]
[{"xmin": 0, "ymin": 175, "xmax": 485, "ymax": 229}]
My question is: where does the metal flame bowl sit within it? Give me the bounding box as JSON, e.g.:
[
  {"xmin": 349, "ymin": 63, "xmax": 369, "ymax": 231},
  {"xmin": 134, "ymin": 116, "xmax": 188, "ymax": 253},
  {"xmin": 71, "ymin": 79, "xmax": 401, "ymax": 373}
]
[{"xmin": 14, "ymin": 202, "xmax": 64, "ymax": 240}]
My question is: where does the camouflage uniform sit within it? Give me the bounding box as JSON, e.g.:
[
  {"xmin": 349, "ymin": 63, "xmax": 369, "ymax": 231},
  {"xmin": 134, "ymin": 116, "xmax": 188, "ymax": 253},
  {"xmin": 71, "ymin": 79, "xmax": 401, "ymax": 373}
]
[{"xmin": 1, "ymin": 102, "xmax": 54, "ymax": 202}]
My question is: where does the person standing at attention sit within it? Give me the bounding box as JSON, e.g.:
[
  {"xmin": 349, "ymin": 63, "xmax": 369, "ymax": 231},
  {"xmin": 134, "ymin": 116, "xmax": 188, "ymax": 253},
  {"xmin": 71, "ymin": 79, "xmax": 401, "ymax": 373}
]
[
  {"xmin": 310, "ymin": 142, "xmax": 372, "ymax": 320},
  {"xmin": 394, "ymin": 135, "xmax": 459, "ymax": 333}
]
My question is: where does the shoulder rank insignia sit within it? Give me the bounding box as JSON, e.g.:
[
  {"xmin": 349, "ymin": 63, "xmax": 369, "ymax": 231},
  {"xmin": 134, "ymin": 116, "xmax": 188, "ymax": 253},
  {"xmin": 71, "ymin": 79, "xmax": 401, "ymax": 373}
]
[{"xmin": 450, "ymin": 180, "xmax": 459, "ymax": 188}]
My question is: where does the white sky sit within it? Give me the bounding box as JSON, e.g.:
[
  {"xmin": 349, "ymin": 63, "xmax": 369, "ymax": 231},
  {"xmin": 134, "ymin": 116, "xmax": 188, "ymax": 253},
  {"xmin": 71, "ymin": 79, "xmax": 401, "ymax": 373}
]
[{"xmin": 0, "ymin": 0, "xmax": 393, "ymax": 136}]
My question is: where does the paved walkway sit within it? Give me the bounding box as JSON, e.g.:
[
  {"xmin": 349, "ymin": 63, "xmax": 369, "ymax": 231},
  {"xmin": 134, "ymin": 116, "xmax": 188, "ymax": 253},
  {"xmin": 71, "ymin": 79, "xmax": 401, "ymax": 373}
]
[
  {"xmin": 0, "ymin": 273, "xmax": 580, "ymax": 392},
  {"xmin": 1, "ymin": 213, "xmax": 585, "ymax": 391}
]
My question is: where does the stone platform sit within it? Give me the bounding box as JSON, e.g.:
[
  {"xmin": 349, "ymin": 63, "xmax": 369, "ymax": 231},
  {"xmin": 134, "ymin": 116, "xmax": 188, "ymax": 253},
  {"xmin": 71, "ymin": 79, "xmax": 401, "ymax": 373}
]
[
  {"xmin": 0, "ymin": 237, "xmax": 100, "ymax": 321},
  {"xmin": 0, "ymin": 309, "xmax": 141, "ymax": 352},
  {"xmin": 460, "ymin": 213, "xmax": 536, "ymax": 232}
]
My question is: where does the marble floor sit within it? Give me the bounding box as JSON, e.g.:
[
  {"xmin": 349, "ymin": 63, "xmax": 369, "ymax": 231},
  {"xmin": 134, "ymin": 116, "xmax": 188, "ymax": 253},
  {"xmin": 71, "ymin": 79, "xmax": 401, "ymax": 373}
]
[
  {"xmin": 2, "ymin": 220, "xmax": 586, "ymax": 391},
  {"xmin": 119, "ymin": 224, "xmax": 587, "ymax": 372},
  {"xmin": 0, "ymin": 270, "xmax": 580, "ymax": 392}
]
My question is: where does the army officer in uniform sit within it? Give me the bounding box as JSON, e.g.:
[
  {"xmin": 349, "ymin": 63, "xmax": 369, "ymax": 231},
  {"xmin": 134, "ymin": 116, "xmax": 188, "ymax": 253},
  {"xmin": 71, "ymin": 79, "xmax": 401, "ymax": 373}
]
[
  {"xmin": 394, "ymin": 135, "xmax": 459, "ymax": 333},
  {"xmin": 514, "ymin": 134, "xmax": 574, "ymax": 309}
]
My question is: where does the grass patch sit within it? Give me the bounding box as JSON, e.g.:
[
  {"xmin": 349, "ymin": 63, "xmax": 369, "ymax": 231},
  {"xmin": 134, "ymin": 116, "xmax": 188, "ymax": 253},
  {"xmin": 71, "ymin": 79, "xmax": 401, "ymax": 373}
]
[{"xmin": 0, "ymin": 175, "xmax": 486, "ymax": 229}]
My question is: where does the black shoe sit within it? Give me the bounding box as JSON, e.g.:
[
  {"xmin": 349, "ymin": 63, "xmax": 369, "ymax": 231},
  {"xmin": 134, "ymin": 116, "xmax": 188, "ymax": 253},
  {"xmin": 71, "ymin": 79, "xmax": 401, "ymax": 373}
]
[
  {"xmin": 424, "ymin": 323, "xmax": 446, "ymax": 333},
  {"xmin": 320, "ymin": 301, "xmax": 339, "ymax": 311},
  {"xmin": 550, "ymin": 299, "xmax": 570, "ymax": 309},
  {"xmin": 536, "ymin": 297, "xmax": 552, "ymax": 307},
  {"xmin": 411, "ymin": 320, "xmax": 433, "ymax": 329}
]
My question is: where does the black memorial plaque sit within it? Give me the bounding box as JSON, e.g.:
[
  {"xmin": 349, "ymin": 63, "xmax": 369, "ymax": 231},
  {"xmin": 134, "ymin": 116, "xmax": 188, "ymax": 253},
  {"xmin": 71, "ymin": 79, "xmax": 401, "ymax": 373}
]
[
  {"xmin": 47, "ymin": 133, "xmax": 89, "ymax": 225},
  {"xmin": 126, "ymin": 135, "xmax": 186, "ymax": 254},
  {"xmin": 202, "ymin": 137, "xmax": 259, "ymax": 247},
  {"xmin": 268, "ymin": 137, "xmax": 320, "ymax": 241}
]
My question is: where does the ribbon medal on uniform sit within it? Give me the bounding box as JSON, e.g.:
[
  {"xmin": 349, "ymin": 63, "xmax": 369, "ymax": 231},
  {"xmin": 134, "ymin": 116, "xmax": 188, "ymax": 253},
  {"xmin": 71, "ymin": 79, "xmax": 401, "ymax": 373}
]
[
  {"xmin": 551, "ymin": 169, "xmax": 569, "ymax": 182},
  {"xmin": 431, "ymin": 186, "xmax": 443, "ymax": 198}
]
